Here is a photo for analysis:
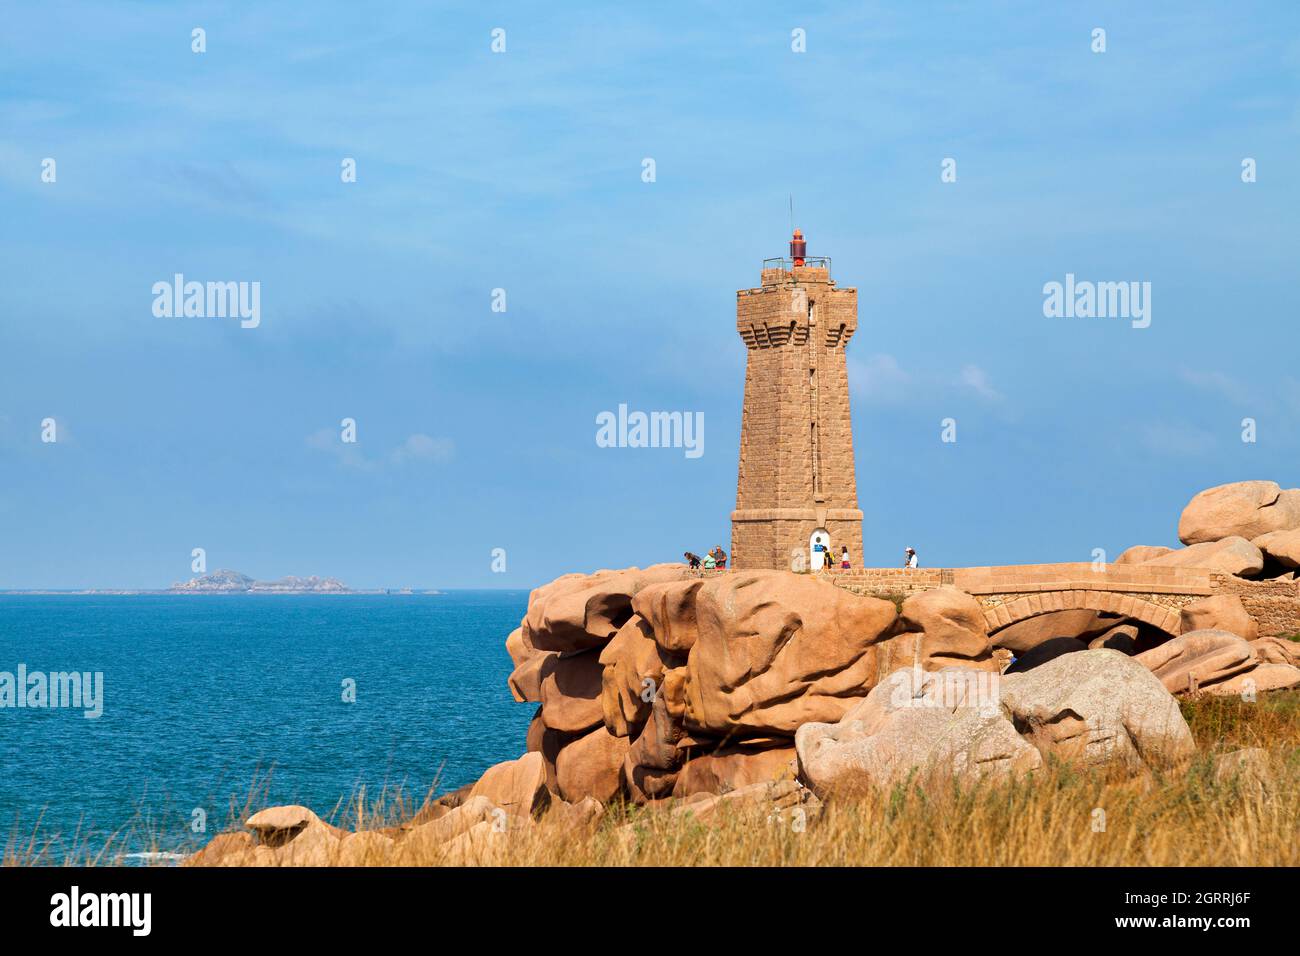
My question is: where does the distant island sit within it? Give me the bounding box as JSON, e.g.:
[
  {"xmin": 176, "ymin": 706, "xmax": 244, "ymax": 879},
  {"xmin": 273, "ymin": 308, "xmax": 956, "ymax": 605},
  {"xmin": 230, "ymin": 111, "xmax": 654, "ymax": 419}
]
[{"xmin": 170, "ymin": 569, "xmax": 351, "ymax": 593}]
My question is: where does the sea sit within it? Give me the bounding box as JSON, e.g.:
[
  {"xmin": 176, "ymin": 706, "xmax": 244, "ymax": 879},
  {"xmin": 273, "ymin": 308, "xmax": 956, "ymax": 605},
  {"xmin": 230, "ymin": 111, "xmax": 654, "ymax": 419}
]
[{"xmin": 0, "ymin": 591, "xmax": 533, "ymax": 862}]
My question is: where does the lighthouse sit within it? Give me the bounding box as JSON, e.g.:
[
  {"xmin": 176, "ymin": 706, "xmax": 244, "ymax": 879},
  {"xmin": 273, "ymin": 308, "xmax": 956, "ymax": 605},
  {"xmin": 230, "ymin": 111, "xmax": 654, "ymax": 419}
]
[{"xmin": 730, "ymin": 231, "xmax": 864, "ymax": 571}]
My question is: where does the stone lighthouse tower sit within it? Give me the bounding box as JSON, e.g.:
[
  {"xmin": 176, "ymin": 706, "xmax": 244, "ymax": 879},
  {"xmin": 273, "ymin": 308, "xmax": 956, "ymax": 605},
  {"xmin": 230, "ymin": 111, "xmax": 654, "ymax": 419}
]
[{"xmin": 731, "ymin": 230, "xmax": 864, "ymax": 570}]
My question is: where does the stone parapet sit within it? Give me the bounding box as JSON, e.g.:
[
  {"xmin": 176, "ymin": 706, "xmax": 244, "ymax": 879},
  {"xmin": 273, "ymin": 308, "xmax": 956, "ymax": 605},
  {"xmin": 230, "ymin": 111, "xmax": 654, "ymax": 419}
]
[
  {"xmin": 1209, "ymin": 573, "xmax": 1300, "ymax": 637},
  {"xmin": 825, "ymin": 563, "xmax": 1300, "ymax": 639}
]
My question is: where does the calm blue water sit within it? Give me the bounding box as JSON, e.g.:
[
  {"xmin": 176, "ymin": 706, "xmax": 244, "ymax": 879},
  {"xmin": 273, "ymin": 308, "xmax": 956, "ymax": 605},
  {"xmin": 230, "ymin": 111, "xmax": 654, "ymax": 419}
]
[{"xmin": 0, "ymin": 592, "xmax": 532, "ymax": 859}]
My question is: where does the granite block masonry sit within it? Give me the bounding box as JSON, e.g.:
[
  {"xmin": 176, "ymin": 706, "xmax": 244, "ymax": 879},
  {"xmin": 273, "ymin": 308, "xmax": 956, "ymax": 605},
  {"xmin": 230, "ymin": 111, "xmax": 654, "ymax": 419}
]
[{"xmin": 731, "ymin": 231, "xmax": 864, "ymax": 570}]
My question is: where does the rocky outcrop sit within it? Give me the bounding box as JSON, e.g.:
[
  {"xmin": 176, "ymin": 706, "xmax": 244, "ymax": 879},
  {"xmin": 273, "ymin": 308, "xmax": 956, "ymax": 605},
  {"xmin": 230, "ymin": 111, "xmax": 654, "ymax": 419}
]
[
  {"xmin": 522, "ymin": 565, "xmax": 692, "ymax": 654},
  {"xmin": 503, "ymin": 568, "xmax": 1014, "ymax": 808},
  {"xmin": 598, "ymin": 614, "xmax": 679, "ymax": 738},
  {"xmin": 188, "ymin": 496, "xmax": 1300, "ymax": 866},
  {"xmin": 672, "ymin": 744, "xmax": 796, "ymax": 798},
  {"xmin": 187, "ymin": 805, "xmax": 345, "ymax": 866},
  {"xmin": 1135, "ymin": 629, "xmax": 1255, "ymax": 695},
  {"xmin": 632, "ymin": 578, "xmax": 705, "ymax": 654},
  {"xmin": 1208, "ymin": 663, "xmax": 1300, "ymax": 696},
  {"xmin": 621, "ymin": 693, "xmax": 685, "ymax": 802},
  {"xmin": 993, "ymin": 609, "xmax": 1125, "ymax": 653},
  {"xmin": 493, "ymin": 554, "xmax": 1294, "ymax": 812},
  {"xmin": 1179, "ymin": 594, "xmax": 1258, "ymax": 642},
  {"xmin": 555, "ymin": 725, "xmax": 629, "ymax": 804},
  {"xmin": 795, "ymin": 667, "xmax": 1040, "ymax": 795},
  {"xmin": 1135, "ymin": 629, "xmax": 1300, "ymax": 697},
  {"xmin": 468, "ymin": 751, "xmax": 550, "ymax": 818},
  {"xmin": 681, "ymin": 571, "xmax": 900, "ymax": 737},
  {"xmin": 187, "ymin": 785, "xmax": 608, "ymax": 867},
  {"xmin": 1142, "ymin": 537, "xmax": 1265, "ymax": 577},
  {"xmin": 399, "ymin": 796, "xmax": 503, "ymax": 859},
  {"xmin": 1088, "ymin": 624, "xmax": 1139, "ymax": 653},
  {"xmin": 1252, "ymin": 529, "xmax": 1300, "ymax": 569},
  {"xmin": 505, "ymin": 565, "xmax": 700, "ymax": 800},
  {"xmin": 243, "ymin": 805, "xmax": 345, "ymax": 865},
  {"xmin": 1178, "ymin": 481, "xmax": 1300, "ymax": 545},
  {"xmin": 1115, "ymin": 481, "xmax": 1300, "ymax": 585},
  {"xmin": 506, "ymin": 628, "xmax": 549, "ymax": 703},
  {"xmin": 1250, "ymin": 637, "xmax": 1300, "ymax": 667},
  {"xmin": 1114, "ymin": 545, "xmax": 1173, "ymax": 565},
  {"xmin": 668, "ymin": 778, "xmax": 820, "ymax": 827},
  {"xmin": 538, "ymin": 649, "xmax": 605, "ymax": 733},
  {"xmin": 999, "ymin": 650, "xmax": 1196, "ymax": 772},
  {"xmin": 891, "ymin": 587, "xmax": 1001, "ymax": 671}
]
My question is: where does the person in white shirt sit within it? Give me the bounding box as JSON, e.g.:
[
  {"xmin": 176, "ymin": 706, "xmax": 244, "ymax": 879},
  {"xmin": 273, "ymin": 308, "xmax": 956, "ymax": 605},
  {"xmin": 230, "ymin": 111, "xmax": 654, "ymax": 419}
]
[{"xmin": 904, "ymin": 547, "xmax": 918, "ymax": 569}]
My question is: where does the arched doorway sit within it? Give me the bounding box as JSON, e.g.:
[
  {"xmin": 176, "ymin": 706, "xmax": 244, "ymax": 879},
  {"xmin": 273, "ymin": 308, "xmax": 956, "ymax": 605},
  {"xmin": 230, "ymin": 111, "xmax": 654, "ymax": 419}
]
[{"xmin": 809, "ymin": 528, "xmax": 830, "ymax": 571}]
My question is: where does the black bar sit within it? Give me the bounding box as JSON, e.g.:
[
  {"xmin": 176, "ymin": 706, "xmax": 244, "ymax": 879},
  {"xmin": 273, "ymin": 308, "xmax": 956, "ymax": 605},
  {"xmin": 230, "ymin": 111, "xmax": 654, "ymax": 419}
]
[{"xmin": 0, "ymin": 866, "xmax": 1275, "ymax": 942}]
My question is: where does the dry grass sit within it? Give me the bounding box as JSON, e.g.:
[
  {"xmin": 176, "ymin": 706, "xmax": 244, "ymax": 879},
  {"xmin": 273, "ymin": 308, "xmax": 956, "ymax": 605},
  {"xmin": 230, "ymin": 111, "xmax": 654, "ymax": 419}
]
[
  {"xmin": 465, "ymin": 759, "xmax": 1299, "ymax": 867},
  {"xmin": 391, "ymin": 689, "xmax": 1300, "ymax": 867},
  {"xmin": 8, "ymin": 693, "xmax": 1300, "ymax": 867},
  {"xmin": 1, "ymin": 769, "xmax": 438, "ymax": 867}
]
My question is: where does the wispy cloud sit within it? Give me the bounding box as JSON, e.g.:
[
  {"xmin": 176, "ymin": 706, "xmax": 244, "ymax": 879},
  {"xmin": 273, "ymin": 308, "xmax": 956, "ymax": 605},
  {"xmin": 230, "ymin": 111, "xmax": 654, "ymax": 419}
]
[
  {"xmin": 851, "ymin": 356, "xmax": 1007, "ymax": 407},
  {"xmin": 306, "ymin": 429, "xmax": 454, "ymax": 471},
  {"xmin": 1179, "ymin": 368, "xmax": 1254, "ymax": 406},
  {"xmin": 848, "ymin": 353, "xmax": 910, "ymax": 404},
  {"xmin": 957, "ymin": 364, "xmax": 1002, "ymax": 402},
  {"xmin": 390, "ymin": 433, "xmax": 454, "ymax": 465}
]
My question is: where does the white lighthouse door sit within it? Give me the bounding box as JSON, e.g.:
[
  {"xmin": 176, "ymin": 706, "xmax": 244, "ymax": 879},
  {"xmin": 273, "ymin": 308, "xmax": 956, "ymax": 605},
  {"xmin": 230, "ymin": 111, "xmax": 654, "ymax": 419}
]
[{"xmin": 810, "ymin": 528, "xmax": 830, "ymax": 571}]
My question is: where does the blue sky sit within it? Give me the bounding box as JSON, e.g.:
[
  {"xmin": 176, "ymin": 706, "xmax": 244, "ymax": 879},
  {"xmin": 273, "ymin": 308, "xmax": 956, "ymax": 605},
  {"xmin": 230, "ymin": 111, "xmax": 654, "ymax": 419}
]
[{"xmin": 1, "ymin": 1, "xmax": 1298, "ymax": 589}]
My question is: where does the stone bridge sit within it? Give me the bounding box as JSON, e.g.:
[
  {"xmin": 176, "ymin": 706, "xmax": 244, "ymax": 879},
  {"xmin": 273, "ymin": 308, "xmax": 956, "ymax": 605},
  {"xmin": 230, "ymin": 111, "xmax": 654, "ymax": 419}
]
[{"xmin": 829, "ymin": 563, "xmax": 1300, "ymax": 639}]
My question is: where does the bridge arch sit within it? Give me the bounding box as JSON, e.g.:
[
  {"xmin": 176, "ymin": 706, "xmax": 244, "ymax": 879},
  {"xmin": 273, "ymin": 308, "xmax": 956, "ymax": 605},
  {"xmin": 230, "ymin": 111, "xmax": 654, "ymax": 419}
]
[{"xmin": 984, "ymin": 590, "xmax": 1182, "ymax": 639}]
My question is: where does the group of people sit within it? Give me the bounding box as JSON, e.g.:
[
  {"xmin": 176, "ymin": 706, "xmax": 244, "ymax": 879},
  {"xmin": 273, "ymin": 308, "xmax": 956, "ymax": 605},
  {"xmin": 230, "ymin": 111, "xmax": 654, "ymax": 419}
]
[
  {"xmin": 812, "ymin": 545, "xmax": 920, "ymax": 570},
  {"xmin": 684, "ymin": 546, "xmax": 727, "ymax": 570},
  {"xmin": 683, "ymin": 544, "xmax": 920, "ymax": 571},
  {"xmin": 811, "ymin": 542, "xmax": 852, "ymax": 570}
]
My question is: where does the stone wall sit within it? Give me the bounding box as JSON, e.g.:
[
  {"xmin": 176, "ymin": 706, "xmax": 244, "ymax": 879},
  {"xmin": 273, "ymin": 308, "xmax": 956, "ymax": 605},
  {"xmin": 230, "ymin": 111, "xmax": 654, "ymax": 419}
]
[
  {"xmin": 1209, "ymin": 573, "xmax": 1300, "ymax": 637},
  {"xmin": 832, "ymin": 563, "xmax": 1300, "ymax": 639},
  {"xmin": 832, "ymin": 568, "xmax": 951, "ymax": 596},
  {"xmin": 706, "ymin": 563, "xmax": 1300, "ymax": 638}
]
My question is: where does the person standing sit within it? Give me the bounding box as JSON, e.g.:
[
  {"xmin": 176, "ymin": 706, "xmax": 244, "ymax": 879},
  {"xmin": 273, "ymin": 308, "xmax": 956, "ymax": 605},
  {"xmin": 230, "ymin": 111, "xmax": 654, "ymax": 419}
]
[
  {"xmin": 713, "ymin": 546, "xmax": 728, "ymax": 570},
  {"xmin": 839, "ymin": 545, "xmax": 850, "ymax": 570},
  {"xmin": 702, "ymin": 550, "xmax": 717, "ymax": 571},
  {"xmin": 903, "ymin": 547, "xmax": 918, "ymax": 569}
]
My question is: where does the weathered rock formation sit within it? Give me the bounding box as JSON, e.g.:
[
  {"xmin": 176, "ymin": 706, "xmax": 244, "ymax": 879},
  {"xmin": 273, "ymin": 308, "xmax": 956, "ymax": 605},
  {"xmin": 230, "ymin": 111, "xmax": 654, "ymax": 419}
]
[
  {"xmin": 186, "ymin": 480, "xmax": 1300, "ymax": 865},
  {"xmin": 1178, "ymin": 480, "xmax": 1300, "ymax": 545},
  {"xmin": 1121, "ymin": 480, "xmax": 1300, "ymax": 583},
  {"xmin": 1252, "ymin": 529, "xmax": 1300, "ymax": 569},
  {"xmin": 796, "ymin": 667, "xmax": 1040, "ymax": 795},
  {"xmin": 1135, "ymin": 629, "xmax": 1300, "ymax": 697},
  {"xmin": 1115, "ymin": 545, "xmax": 1174, "ymax": 565},
  {"xmin": 1179, "ymin": 594, "xmax": 1258, "ymax": 643},
  {"xmin": 993, "ymin": 609, "xmax": 1128, "ymax": 654},
  {"xmin": 796, "ymin": 650, "xmax": 1195, "ymax": 795},
  {"xmin": 998, "ymin": 650, "xmax": 1196, "ymax": 771},
  {"xmin": 1143, "ymin": 537, "xmax": 1265, "ymax": 577}
]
